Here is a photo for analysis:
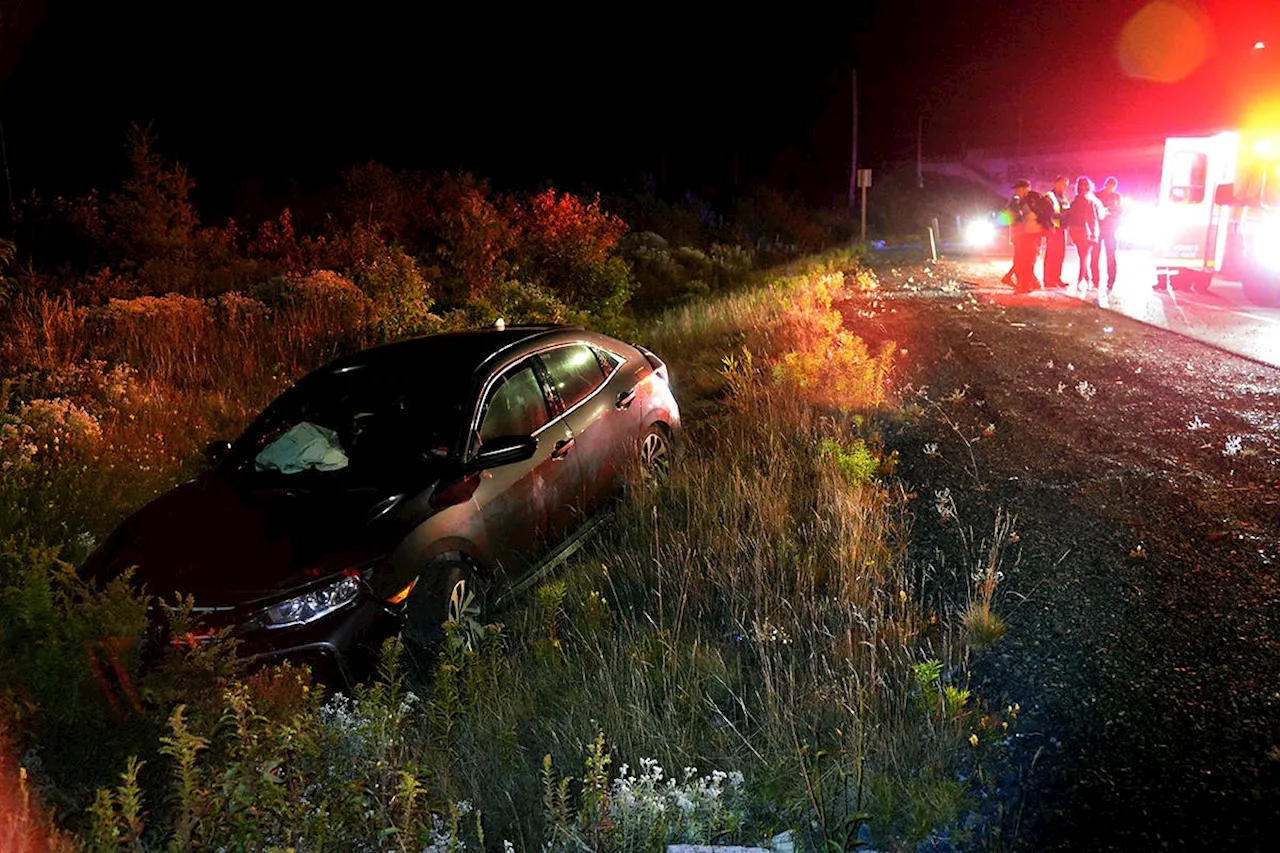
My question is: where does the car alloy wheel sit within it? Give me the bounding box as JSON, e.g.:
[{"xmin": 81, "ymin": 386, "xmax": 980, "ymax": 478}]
[
  {"xmin": 639, "ymin": 426, "xmax": 672, "ymax": 483},
  {"xmin": 445, "ymin": 571, "xmax": 486, "ymax": 653},
  {"xmin": 402, "ymin": 558, "xmax": 486, "ymax": 656}
]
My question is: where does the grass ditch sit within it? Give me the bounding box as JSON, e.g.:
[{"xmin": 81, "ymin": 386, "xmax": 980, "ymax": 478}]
[{"xmin": 1, "ymin": 250, "xmax": 1018, "ymax": 851}]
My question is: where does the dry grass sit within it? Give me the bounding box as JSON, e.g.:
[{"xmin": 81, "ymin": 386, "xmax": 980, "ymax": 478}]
[{"xmin": 416, "ymin": 261, "xmax": 982, "ymax": 848}]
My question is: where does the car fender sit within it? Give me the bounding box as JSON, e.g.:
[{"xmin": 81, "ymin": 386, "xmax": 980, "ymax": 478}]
[{"xmin": 390, "ymin": 501, "xmax": 491, "ymax": 586}]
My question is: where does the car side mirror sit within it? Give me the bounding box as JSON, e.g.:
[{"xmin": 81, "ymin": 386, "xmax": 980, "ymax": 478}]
[
  {"xmin": 205, "ymin": 440, "xmax": 232, "ymax": 465},
  {"xmin": 1214, "ymin": 183, "xmax": 1238, "ymax": 206},
  {"xmin": 472, "ymin": 435, "xmax": 537, "ymax": 470}
]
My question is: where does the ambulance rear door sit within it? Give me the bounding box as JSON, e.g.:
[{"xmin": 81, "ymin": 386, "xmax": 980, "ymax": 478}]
[{"xmin": 1155, "ymin": 132, "xmax": 1238, "ymax": 272}]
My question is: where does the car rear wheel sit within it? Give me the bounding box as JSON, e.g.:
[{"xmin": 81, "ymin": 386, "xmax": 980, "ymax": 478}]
[{"xmin": 639, "ymin": 424, "xmax": 673, "ymax": 484}]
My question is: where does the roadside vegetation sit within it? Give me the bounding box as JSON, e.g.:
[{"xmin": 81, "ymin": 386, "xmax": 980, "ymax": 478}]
[{"xmin": 0, "ymin": 128, "xmax": 1017, "ymax": 851}]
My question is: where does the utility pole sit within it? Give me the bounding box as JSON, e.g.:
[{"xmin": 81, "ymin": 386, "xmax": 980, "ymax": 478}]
[
  {"xmin": 849, "ymin": 67, "xmax": 858, "ymax": 208},
  {"xmin": 916, "ymin": 113, "xmax": 924, "ymax": 189}
]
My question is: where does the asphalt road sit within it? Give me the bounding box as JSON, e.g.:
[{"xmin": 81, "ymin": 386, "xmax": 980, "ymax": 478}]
[
  {"xmin": 952, "ymin": 245, "xmax": 1280, "ymax": 369},
  {"xmin": 848, "ymin": 260, "xmax": 1280, "ymax": 850}
]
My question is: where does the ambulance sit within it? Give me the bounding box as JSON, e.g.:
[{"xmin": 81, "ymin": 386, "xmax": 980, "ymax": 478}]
[{"xmin": 1154, "ymin": 128, "xmax": 1280, "ymax": 303}]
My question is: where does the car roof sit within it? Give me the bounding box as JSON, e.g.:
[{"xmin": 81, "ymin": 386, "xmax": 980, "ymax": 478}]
[{"xmin": 316, "ymin": 325, "xmax": 588, "ymax": 381}]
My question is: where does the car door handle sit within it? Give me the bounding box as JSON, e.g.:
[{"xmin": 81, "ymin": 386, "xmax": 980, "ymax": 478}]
[
  {"xmin": 551, "ymin": 438, "xmax": 575, "ymax": 460},
  {"xmin": 615, "ymin": 389, "xmax": 637, "ymax": 410}
]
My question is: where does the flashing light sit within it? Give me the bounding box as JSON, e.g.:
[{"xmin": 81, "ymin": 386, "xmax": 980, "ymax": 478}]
[
  {"xmin": 1116, "ymin": 200, "xmax": 1159, "ymax": 248},
  {"xmin": 1254, "ymin": 139, "xmax": 1274, "ymax": 155},
  {"xmin": 1256, "ymin": 41, "xmax": 1267, "ymax": 50},
  {"xmin": 965, "ymin": 219, "xmax": 997, "ymax": 247},
  {"xmin": 1256, "ymin": 227, "xmax": 1280, "ymax": 272}
]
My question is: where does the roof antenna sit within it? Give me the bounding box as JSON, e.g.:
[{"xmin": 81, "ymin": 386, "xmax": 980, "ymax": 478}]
[{"xmin": 494, "ymin": 317, "xmax": 506, "ymax": 331}]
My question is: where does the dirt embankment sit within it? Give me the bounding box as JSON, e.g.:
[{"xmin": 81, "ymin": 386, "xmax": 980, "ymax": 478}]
[{"xmin": 843, "ymin": 258, "xmax": 1280, "ymax": 850}]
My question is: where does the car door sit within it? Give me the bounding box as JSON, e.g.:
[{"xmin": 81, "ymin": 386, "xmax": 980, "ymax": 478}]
[
  {"xmin": 469, "ymin": 357, "xmax": 581, "ymax": 580},
  {"xmin": 537, "ymin": 342, "xmax": 632, "ymax": 518}
]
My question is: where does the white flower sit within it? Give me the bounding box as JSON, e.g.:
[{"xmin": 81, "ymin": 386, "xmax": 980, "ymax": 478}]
[
  {"xmin": 923, "ymin": 442, "xmax": 940, "ymax": 458},
  {"xmin": 934, "ymin": 487, "xmax": 956, "ymax": 521},
  {"xmin": 1076, "ymin": 380, "xmax": 1096, "ymax": 400},
  {"xmin": 1224, "ymin": 435, "xmax": 1244, "ymax": 456},
  {"xmin": 1187, "ymin": 415, "xmax": 1210, "ymax": 430}
]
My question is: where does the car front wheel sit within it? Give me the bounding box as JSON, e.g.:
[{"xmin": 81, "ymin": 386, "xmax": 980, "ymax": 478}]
[{"xmin": 403, "ymin": 557, "xmax": 488, "ymax": 657}]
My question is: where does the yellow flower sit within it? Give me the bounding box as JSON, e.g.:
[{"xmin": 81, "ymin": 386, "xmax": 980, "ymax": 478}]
[{"xmin": 969, "ymin": 734, "xmax": 979, "ymax": 748}]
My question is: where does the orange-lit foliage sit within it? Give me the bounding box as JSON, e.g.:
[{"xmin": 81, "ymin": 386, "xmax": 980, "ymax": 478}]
[
  {"xmin": 767, "ymin": 273, "xmax": 896, "ymax": 412},
  {"xmin": 513, "ymin": 189, "xmax": 631, "ymax": 314},
  {"xmin": 423, "ymin": 173, "xmax": 516, "ymax": 303},
  {"xmin": 517, "ymin": 189, "xmax": 627, "ymax": 268},
  {"xmin": 246, "ymin": 208, "xmax": 304, "ymax": 269}
]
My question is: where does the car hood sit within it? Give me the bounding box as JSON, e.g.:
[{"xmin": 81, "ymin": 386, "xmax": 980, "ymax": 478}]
[{"xmin": 87, "ymin": 472, "xmax": 431, "ymax": 608}]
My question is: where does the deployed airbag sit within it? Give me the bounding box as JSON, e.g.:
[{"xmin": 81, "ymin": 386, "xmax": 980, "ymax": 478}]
[{"xmin": 254, "ymin": 422, "xmax": 349, "ymax": 474}]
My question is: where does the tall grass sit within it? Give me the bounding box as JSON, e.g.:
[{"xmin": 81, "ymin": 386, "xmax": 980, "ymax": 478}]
[
  {"xmin": 404, "ymin": 261, "xmax": 979, "ymax": 849},
  {"xmin": 1, "ymin": 252, "xmax": 1005, "ymax": 851}
]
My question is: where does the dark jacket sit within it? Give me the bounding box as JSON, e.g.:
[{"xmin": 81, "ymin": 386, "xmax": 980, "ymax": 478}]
[
  {"xmin": 1096, "ymin": 188, "xmax": 1123, "ymax": 234},
  {"xmin": 1065, "ymin": 191, "xmax": 1106, "ymax": 242},
  {"xmin": 1009, "ymin": 192, "xmax": 1046, "ymax": 235}
]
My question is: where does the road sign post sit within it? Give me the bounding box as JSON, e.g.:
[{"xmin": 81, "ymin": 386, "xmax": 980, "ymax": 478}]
[{"xmin": 857, "ymin": 168, "xmax": 872, "ymax": 242}]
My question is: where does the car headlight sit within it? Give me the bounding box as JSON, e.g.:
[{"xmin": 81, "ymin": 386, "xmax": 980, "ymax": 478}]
[
  {"xmin": 966, "ymin": 219, "xmax": 996, "ymax": 247},
  {"xmin": 260, "ymin": 574, "xmax": 362, "ymax": 629}
]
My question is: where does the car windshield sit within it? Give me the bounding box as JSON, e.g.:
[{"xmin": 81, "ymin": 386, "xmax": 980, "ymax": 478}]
[{"xmin": 228, "ymin": 364, "xmax": 472, "ymax": 486}]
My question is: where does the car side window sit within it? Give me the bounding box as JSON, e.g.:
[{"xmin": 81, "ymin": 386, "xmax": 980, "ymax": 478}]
[
  {"xmin": 593, "ymin": 347, "xmax": 622, "ymax": 378},
  {"xmin": 540, "ymin": 344, "xmax": 607, "ymax": 409},
  {"xmin": 478, "ymin": 364, "xmax": 551, "ymax": 443}
]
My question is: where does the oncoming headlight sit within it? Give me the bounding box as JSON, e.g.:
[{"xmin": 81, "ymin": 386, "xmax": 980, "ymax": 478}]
[
  {"xmin": 261, "ymin": 574, "xmax": 362, "ymax": 628},
  {"xmin": 966, "ymin": 219, "xmax": 997, "ymax": 247}
]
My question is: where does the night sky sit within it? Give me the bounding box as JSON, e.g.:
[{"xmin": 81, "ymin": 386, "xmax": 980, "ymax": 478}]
[{"xmin": 1, "ymin": 0, "xmax": 1278, "ymax": 213}]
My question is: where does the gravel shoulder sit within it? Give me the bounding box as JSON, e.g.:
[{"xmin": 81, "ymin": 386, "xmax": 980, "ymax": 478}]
[{"xmin": 841, "ymin": 257, "xmax": 1280, "ymax": 850}]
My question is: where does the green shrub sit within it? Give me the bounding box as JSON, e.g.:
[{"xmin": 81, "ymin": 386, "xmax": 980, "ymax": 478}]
[{"xmin": 0, "ymin": 535, "xmax": 148, "ymax": 728}]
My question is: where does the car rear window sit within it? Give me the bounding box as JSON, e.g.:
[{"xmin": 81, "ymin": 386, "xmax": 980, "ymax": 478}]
[
  {"xmin": 593, "ymin": 346, "xmax": 623, "ymax": 377},
  {"xmin": 540, "ymin": 344, "xmax": 607, "ymax": 409}
]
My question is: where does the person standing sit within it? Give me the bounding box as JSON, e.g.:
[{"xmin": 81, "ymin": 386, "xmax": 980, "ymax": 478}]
[
  {"xmin": 1001, "ymin": 188, "xmax": 1020, "ymax": 287},
  {"xmin": 1065, "ymin": 176, "xmax": 1105, "ymax": 288},
  {"xmin": 1096, "ymin": 176, "xmax": 1124, "ymax": 290},
  {"xmin": 1009, "ymin": 179, "xmax": 1045, "ymax": 292},
  {"xmin": 1043, "ymin": 175, "xmax": 1070, "ymax": 288}
]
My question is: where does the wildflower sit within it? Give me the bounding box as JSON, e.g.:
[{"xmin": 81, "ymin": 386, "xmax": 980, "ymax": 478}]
[
  {"xmin": 1076, "ymin": 380, "xmax": 1096, "ymax": 400},
  {"xmin": 1224, "ymin": 435, "xmax": 1244, "ymax": 456},
  {"xmin": 969, "ymin": 733, "xmax": 980, "ymax": 748},
  {"xmin": 923, "ymin": 442, "xmax": 940, "ymax": 458},
  {"xmin": 1187, "ymin": 415, "xmax": 1210, "ymax": 430},
  {"xmin": 934, "ymin": 487, "xmax": 956, "ymax": 521}
]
